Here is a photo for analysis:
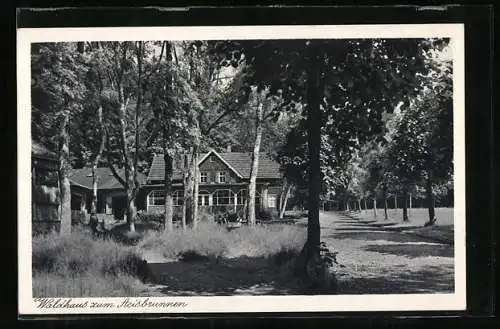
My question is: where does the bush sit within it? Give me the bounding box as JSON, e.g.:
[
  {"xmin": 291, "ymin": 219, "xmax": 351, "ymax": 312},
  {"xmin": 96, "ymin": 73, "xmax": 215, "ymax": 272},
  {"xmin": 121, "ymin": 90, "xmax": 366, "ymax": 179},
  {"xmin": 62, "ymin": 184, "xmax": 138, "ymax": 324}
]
[
  {"xmin": 136, "ymin": 212, "xmax": 164, "ymax": 224},
  {"xmin": 198, "ymin": 209, "xmax": 214, "ymax": 222},
  {"xmin": 32, "ymin": 227, "xmax": 149, "ymax": 297},
  {"xmin": 137, "ymin": 220, "xmax": 306, "ymax": 261},
  {"xmin": 258, "ymin": 209, "xmax": 280, "ymax": 221}
]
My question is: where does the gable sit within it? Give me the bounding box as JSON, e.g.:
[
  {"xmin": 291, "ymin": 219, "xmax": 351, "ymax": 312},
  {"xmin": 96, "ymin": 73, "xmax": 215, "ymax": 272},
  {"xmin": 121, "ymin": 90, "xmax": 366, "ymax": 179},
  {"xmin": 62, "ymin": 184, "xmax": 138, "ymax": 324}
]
[
  {"xmin": 146, "ymin": 151, "xmax": 282, "ymax": 183},
  {"xmin": 198, "ymin": 153, "xmax": 241, "ymax": 184}
]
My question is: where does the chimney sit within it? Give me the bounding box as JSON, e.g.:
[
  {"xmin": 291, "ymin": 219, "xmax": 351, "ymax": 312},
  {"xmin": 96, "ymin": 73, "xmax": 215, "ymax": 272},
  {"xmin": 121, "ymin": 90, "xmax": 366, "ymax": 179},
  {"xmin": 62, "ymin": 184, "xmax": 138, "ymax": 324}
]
[{"xmin": 226, "ymin": 145, "xmax": 232, "ymax": 152}]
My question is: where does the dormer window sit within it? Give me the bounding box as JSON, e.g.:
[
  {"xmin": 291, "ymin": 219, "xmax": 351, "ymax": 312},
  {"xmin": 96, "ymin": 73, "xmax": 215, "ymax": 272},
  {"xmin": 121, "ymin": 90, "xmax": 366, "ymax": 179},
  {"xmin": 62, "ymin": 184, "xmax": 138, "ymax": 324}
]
[
  {"xmin": 218, "ymin": 171, "xmax": 226, "ymax": 183},
  {"xmin": 200, "ymin": 172, "xmax": 208, "ymax": 183}
]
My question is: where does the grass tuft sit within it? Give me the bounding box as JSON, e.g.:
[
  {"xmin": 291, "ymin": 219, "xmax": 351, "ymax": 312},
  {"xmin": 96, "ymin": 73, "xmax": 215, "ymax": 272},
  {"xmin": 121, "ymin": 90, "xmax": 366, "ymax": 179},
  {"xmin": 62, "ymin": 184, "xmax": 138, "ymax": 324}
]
[
  {"xmin": 32, "ymin": 227, "xmax": 148, "ymax": 297},
  {"xmin": 137, "ymin": 220, "xmax": 306, "ymax": 261}
]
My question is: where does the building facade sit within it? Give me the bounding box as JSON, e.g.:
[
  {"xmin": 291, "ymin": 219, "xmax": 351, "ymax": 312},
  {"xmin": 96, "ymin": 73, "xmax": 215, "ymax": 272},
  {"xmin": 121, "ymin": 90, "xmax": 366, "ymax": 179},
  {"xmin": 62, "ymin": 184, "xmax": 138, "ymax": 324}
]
[{"xmin": 143, "ymin": 150, "xmax": 282, "ymax": 216}]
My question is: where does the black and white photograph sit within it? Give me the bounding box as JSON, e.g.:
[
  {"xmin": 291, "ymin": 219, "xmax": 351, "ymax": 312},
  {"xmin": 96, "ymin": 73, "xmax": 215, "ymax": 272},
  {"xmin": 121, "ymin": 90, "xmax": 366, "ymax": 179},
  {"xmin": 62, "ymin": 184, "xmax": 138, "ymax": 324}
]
[{"xmin": 18, "ymin": 24, "xmax": 466, "ymax": 314}]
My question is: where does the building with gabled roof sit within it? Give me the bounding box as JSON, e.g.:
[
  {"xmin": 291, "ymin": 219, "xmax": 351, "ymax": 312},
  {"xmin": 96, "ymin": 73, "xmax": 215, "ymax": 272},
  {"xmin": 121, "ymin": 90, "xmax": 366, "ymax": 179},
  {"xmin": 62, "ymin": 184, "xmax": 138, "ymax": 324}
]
[
  {"xmin": 66, "ymin": 149, "xmax": 283, "ymax": 221},
  {"xmin": 69, "ymin": 167, "xmax": 147, "ymax": 220},
  {"xmin": 144, "ymin": 149, "xmax": 283, "ymax": 215}
]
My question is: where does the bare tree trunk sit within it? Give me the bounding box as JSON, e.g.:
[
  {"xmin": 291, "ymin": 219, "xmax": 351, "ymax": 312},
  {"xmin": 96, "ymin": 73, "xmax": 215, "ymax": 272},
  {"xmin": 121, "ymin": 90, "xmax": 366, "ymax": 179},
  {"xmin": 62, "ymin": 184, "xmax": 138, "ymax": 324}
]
[
  {"xmin": 247, "ymin": 100, "xmax": 264, "ymax": 226},
  {"xmin": 279, "ymin": 183, "xmax": 292, "ymax": 219},
  {"xmin": 163, "ymin": 151, "xmax": 174, "ymax": 231},
  {"xmin": 91, "ymin": 105, "xmax": 106, "ymax": 215},
  {"xmin": 409, "ymin": 192, "xmax": 412, "ymax": 215},
  {"xmin": 162, "ymin": 41, "xmax": 174, "ymax": 232},
  {"xmin": 58, "ymin": 110, "xmax": 71, "ymax": 235},
  {"xmin": 345, "ymin": 200, "xmax": 350, "ymax": 211},
  {"xmin": 357, "ymin": 199, "xmax": 362, "ymax": 213},
  {"xmin": 182, "ymin": 152, "xmax": 195, "ymax": 228},
  {"xmin": 373, "ymin": 198, "xmax": 377, "ymax": 218},
  {"xmin": 294, "ymin": 47, "xmax": 323, "ymax": 284},
  {"xmin": 383, "ymin": 188, "xmax": 388, "ymax": 220},
  {"xmin": 394, "ymin": 195, "xmax": 397, "ymax": 209},
  {"xmin": 402, "ymin": 186, "xmax": 409, "ymax": 222},
  {"xmin": 363, "ymin": 198, "xmax": 367, "ymax": 213},
  {"xmin": 192, "ymin": 146, "xmax": 199, "ymax": 229},
  {"xmin": 118, "ymin": 97, "xmax": 137, "ymax": 233},
  {"xmin": 426, "ymin": 171, "xmax": 437, "ymax": 225}
]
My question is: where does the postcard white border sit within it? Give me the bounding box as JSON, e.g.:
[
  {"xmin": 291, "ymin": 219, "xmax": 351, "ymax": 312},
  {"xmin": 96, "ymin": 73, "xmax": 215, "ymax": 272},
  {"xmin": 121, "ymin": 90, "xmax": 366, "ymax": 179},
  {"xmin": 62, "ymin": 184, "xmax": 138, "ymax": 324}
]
[{"xmin": 18, "ymin": 24, "xmax": 466, "ymax": 314}]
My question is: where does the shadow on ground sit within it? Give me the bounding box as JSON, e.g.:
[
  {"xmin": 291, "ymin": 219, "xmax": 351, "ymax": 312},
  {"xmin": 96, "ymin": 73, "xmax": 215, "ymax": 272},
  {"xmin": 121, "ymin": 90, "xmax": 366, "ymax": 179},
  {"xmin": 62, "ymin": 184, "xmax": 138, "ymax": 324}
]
[
  {"xmin": 337, "ymin": 265, "xmax": 454, "ymax": 294},
  {"xmin": 146, "ymin": 255, "xmax": 311, "ymax": 296},
  {"xmin": 363, "ymin": 243, "xmax": 454, "ymax": 258},
  {"xmin": 330, "ymin": 231, "xmax": 448, "ymax": 244}
]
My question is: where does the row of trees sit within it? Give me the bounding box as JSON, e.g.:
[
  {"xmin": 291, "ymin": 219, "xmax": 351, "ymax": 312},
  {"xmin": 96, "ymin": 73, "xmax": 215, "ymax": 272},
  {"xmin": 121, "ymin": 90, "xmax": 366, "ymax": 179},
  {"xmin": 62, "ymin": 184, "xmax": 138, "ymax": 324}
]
[
  {"xmin": 32, "ymin": 38, "xmax": 452, "ymax": 278},
  {"xmin": 323, "ymin": 47, "xmax": 453, "ymax": 225}
]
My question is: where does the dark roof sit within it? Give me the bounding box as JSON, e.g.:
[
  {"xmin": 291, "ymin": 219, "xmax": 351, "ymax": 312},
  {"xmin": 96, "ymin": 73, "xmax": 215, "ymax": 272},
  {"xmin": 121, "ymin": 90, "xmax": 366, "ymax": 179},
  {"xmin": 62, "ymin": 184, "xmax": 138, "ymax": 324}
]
[
  {"xmin": 69, "ymin": 167, "xmax": 147, "ymax": 190},
  {"xmin": 32, "ymin": 141, "xmax": 57, "ymax": 160},
  {"xmin": 147, "ymin": 151, "xmax": 281, "ymax": 182}
]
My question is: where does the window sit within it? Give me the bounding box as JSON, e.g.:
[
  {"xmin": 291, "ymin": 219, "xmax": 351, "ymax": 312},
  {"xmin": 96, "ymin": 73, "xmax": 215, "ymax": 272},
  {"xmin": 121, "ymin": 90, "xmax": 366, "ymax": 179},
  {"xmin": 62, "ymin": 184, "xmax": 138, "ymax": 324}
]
[
  {"xmin": 173, "ymin": 190, "xmax": 184, "ymax": 206},
  {"xmin": 218, "ymin": 171, "xmax": 227, "ymax": 183},
  {"xmin": 198, "ymin": 191, "xmax": 210, "ymax": 206},
  {"xmin": 213, "ymin": 190, "xmax": 234, "ymax": 205},
  {"xmin": 148, "ymin": 190, "xmax": 165, "ymax": 206},
  {"xmin": 237, "ymin": 189, "xmax": 247, "ymax": 205},
  {"xmin": 209, "ymin": 155, "xmax": 215, "ymax": 162},
  {"xmin": 268, "ymin": 194, "xmax": 277, "ymax": 208},
  {"xmin": 200, "ymin": 172, "xmax": 208, "ymax": 183}
]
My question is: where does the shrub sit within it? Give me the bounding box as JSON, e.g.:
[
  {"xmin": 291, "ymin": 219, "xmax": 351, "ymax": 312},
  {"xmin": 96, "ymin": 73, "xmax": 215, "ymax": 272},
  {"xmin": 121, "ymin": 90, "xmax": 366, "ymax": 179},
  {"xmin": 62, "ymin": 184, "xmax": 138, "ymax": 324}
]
[
  {"xmin": 258, "ymin": 209, "xmax": 280, "ymax": 221},
  {"xmin": 32, "ymin": 227, "xmax": 148, "ymax": 297},
  {"xmin": 137, "ymin": 212, "xmax": 164, "ymax": 224},
  {"xmin": 198, "ymin": 209, "xmax": 214, "ymax": 222},
  {"xmin": 137, "ymin": 220, "xmax": 306, "ymax": 261}
]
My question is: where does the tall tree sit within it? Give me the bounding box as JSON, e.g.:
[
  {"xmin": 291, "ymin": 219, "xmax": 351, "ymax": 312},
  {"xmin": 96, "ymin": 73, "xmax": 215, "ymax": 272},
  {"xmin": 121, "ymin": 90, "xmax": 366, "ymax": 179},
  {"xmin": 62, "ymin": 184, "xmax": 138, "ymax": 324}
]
[
  {"xmin": 31, "ymin": 42, "xmax": 87, "ymax": 235},
  {"xmin": 95, "ymin": 41, "xmax": 144, "ymax": 232},
  {"xmin": 212, "ymin": 38, "xmax": 444, "ymax": 284}
]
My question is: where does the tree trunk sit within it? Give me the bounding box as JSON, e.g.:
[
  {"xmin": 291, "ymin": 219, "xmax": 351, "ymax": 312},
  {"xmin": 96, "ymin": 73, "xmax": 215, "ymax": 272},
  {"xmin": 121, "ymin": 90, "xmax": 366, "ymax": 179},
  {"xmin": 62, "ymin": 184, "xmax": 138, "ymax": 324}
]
[
  {"xmin": 91, "ymin": 105, "xmax": 106, "ymax": 215},
  {"xmin": 182, "ymin": 152, "xmax": 194, "ymax": 229},
  {"xmin": 162, "ymin": 41, "xmax": 174, "ymax": 231},
  {"xmin": 117, "ymin": 95, "xmax": 137, "ymax": 233},
  {"xmin": 409, "ymin": 192, "xmax": 412, "ymax": 215},
  {"xmin": 394, "ymin": 195, "xmax": 397, "ymax": 209},
  {"xmin": 163, "ymin": 151, "xmax": 174, "ymax": 231},
  {"xmin": 247, "ymin": 100, "xmax": 264, "ymax": 226},
  {"xmin": 192, "ymin": 146, "xmax": 199, "ymax": 229},
  {"xmin": 383, "ymin": 188, "xmax": 388, "ymax": 220},
  {"xmin": 363, "ymin": 198, "xmax": 367, "ymax": 213},
  {"xmin": 126, "ymin": 186, "xmax": 137, "ymax": 233},
  {"xmin": 426, "ymin": 171, "xmax": 437, "ymax": 225},
  {"xmin": 345, "ymin": 200, "xmax": 350, "ymax": 211},
  {"xmin": 402, "ymin": 186, "xmax": 409, "ymax": 222},
  {"xmin": 373, "ymin": 198, "xmax": 377, "ymax": 218},
  {"xmin": 58, "ymin": 110, "xmax": 71, "ymax": 235},
  {"xmin": 279, "ymin": 183, "xmax": 292, "ymax": 219},
  {"xmin": 358, "ymin": 199, "xmax": 362, "ymax": 213},
  {"xmin": 294, "ymin": 46, "xmax": 322, "ymax": 281},
  {"xmin": 134, "ymin": 41, "xmax": 143, "ymax": 181}
]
